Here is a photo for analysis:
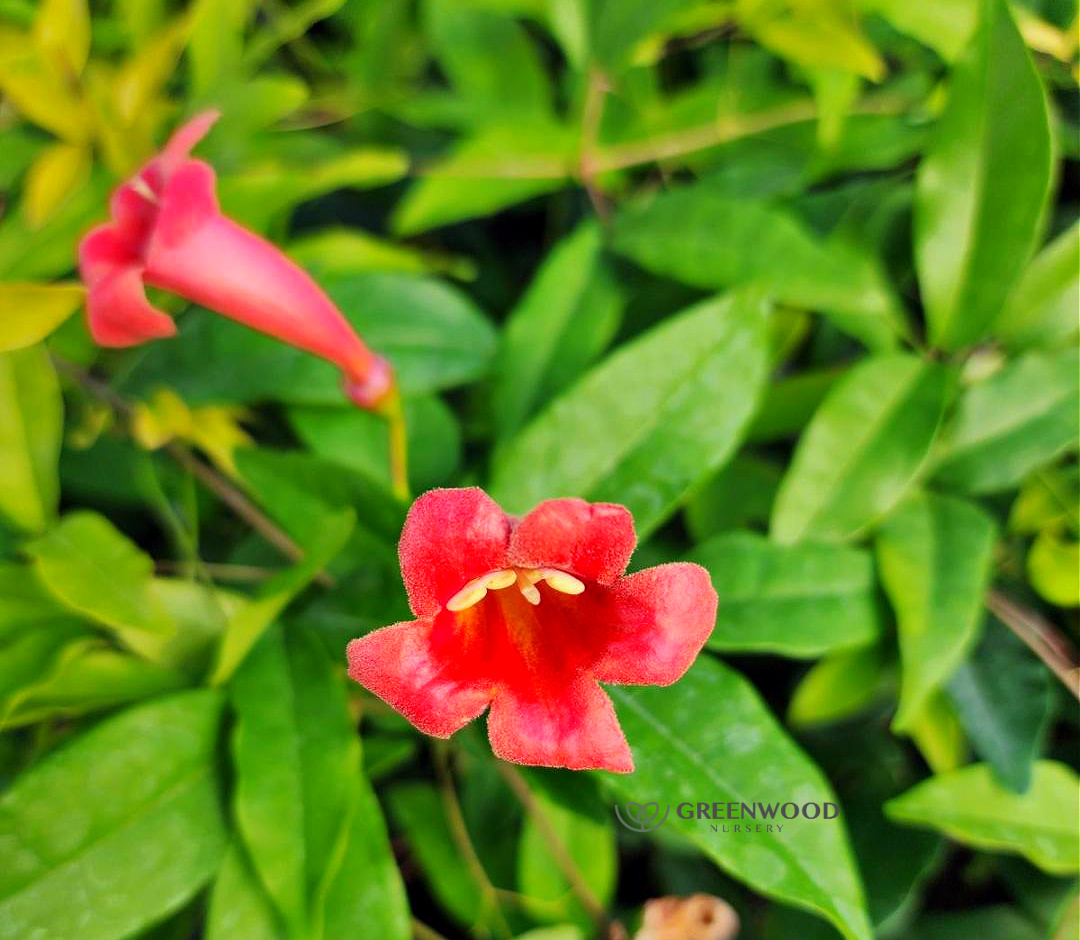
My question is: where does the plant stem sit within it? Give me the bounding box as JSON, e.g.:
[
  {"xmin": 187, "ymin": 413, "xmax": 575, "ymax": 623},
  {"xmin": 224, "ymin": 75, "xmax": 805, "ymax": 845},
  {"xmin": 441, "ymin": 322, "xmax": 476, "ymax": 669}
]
[
  {"xmin": 495, "ymin": 761, "xmax": 619, "ymax": 939},
  {"xmin": 432, "ymin": 742, "xmax": 511, "ymax": 939},
  {"xmin": 51, "ymin": 354, "xmax": 333, "ymax": 587},
  {"xmin": 987, "ymin": 588, "xmax": 1080, "ymax": 700},
  {"xmin": 380, "ymin": 386, "xmax": 411, "ymax": 502},
  {"xmin": 411, "ymin": 918, "xmax": 453, "ymax": 940}
]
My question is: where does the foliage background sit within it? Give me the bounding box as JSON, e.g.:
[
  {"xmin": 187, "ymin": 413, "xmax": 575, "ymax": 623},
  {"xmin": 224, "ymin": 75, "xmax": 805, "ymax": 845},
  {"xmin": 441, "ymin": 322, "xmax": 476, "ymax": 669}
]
[{"xmin": 0, "ymin": 0, "xmax": 1078, "ymax": 939}]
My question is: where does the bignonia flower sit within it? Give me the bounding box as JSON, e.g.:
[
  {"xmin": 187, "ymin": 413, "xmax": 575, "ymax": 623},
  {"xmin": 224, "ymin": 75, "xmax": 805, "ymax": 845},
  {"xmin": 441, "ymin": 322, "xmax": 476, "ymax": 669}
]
[
  {"xmin": 347, "ymin": 488, "xmax": 717, "ymax": 772},
  {"xmin": 77, "ymin": 110, "xmax": 394, "ymax": 410}
]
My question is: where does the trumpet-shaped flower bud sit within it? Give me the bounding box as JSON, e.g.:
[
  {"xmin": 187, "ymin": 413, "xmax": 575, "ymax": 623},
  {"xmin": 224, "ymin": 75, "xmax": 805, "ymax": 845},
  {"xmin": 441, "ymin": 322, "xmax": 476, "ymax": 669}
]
[
  {"xmin": 347, "ymin": 488, "xmax": 718, "ymax": 773},
  {"xmin": 78, "ymin": 111, "xmax": 393, "ymax": 409}
]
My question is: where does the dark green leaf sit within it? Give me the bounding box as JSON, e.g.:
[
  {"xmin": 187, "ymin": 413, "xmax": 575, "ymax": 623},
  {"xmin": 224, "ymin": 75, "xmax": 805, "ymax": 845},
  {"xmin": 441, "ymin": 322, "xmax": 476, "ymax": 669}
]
[{"xmin": 607, "ymin": 656, "xmax": 872, "ymax": 940}]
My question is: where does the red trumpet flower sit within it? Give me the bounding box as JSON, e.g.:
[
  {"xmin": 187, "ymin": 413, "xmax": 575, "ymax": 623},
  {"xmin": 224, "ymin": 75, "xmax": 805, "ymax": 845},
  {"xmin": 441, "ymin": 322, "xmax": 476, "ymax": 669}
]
[
  {"xmin": 77, "ymin": 110, "xmax": 393, "ymax": 409},
  {"xmin": 347, "ymin": 488, "xmax": 717, "ymax": 772}
]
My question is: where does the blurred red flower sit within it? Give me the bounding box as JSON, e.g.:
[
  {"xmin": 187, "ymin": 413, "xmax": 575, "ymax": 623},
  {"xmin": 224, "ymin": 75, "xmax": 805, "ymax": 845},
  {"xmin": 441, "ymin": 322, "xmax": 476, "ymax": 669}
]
[
  {"xmin": 78, "ymin": 110, "xmax": 393, "ymax": 409},
  {"xmin": 348, "ymin": 488, "xmax": 717, "ymax": 772}
]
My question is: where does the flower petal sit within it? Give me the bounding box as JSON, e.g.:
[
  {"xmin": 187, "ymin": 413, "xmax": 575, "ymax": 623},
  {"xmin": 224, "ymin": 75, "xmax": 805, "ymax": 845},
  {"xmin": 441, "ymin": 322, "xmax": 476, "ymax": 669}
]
[
  {"xmin": 592, "ymin": 563, "xmax": 717, "ymax": 686},
  {"xmin": 508, "ymin": 498, "xmax": 636, "ymax": 585},
  {"xmin": 488, "ymin": 678, "xmax": 634, "ymax": 773},
  {"xmin": 399, "ymin": 488, "xmax": 512, "ymax": 617},
  {"xmin": 81, "ymin": 252, "xmax": 176, "ymax": 348},
  {"xmin": 151, "ymin": 159, "xmax": 220, "ymax": 249},
  {"xmin": 347, "ymin": 619, "xmax": 494, "ymax": 738},
  {"xmin": 158, "ymin": 109, "xmax": 220, "ymax": 177}
]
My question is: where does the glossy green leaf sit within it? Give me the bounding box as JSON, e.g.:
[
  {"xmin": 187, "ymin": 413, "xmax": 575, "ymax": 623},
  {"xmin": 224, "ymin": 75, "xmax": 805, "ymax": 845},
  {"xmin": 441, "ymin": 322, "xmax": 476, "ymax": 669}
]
[
  {"xmin": 932, "ymin": 348, "xmax": 1079, "ymax": 494},
  {"xmin": 996, "ymin": 222, "xmax": 1080, "ymax": 350},
  {"xmin": 612, "ymin": 187, "xmax": 906, "ymax": 349},
  {"xmin": 492, "ymin": 291, "xmax": 769, "ymax": 537},
  {"xmin": 1028, "ymin": 532, "xmax": 1080, "ymax": 607},
  {"xmin": 688, "ymin": 531, "xmax": 881, "ymax": 657},
  {"xmin": 875, "ymin": 492, "xmax": 996, "ymax": 731},
  {"xmin": 771, "ymin": 355, "xmax": 950, "ymax": 545},
  {"xmin": 915, "ymin": 0, "xmax": 1053, "ymax": 350},
  {"xmin": 859, "ymin": 0, "xmax": 975, "ymax": 62},
  {"xmin": 0, "ymin": 691, "xmax": 227, "ymax": 940},
  {"xmin": 288, "ymin": 228, "xmax": 476, "ymax": 281},
  {"xmin": 209, "ymin": 508, "xmax": 354, "ymax": 684},
  {"xmin": 906, "ymin": 692, "xmax": 968, "ymax": 775},
  {"xmin": 229, "ymin": 624, "xmax": 409, "ymax": 938},
  {"xmin": 886, "ymin": 761, "xmax": 1080, "ymax": 875},
  {"xmin": 206, "ymin": 842, "xmax": 282, "ymax": 940},
  {"xmin": 494, "ymin": 222, "xmax": 624, "ymax": 439},
  {"xmin": 607, "ymin": 656, "xmax": 872, "ymax": 940},
  {"xmin": 26, "ymin": 511, "xmax": 175, "ymax": 640},
  {"xmin": 0, "ymin": 346, "xmax": 62, "ymax": 533},
  {"xmin": 0, "ymin": 282, "xmax": 84, "ymax": 352},
  {"xmin": 947, "ymin": 617, "xmax": 1055, "ymax": 793}
]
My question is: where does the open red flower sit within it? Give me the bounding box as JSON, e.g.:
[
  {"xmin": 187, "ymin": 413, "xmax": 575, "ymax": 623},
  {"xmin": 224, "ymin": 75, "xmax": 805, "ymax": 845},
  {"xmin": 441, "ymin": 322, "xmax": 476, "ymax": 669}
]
[
  {"xmin": 77, "ymin": 110, "xmax": 393, "ymax": 409},
  {"xmin": 347, "ymin": 488, "xmax": 717, "ymax": 772}
]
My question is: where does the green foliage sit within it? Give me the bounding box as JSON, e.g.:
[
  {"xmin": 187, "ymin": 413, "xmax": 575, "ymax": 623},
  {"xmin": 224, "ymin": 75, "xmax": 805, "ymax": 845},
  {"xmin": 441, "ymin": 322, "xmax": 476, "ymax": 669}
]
[{"xmin": 1, "ymin": 0, "xmax": 1077, "ymax": 937}]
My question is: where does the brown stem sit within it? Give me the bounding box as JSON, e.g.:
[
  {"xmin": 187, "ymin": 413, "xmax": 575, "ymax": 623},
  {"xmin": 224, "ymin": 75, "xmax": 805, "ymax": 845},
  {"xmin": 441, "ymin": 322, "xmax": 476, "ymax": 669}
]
[
  {"xmin": 432, "ymin": 742, "xmax": 511, "ymax": 939},
  {"xmin": 154, "ymin": 560, "xmax": 281, "ymax": 581},
  {"xmin": 495, "ymin": 761, "xmax": 619, "ymax": 939},
  {"xmin": 50, "ymin": 354, "xmax": 333, "ymax": 587},
  {"xmin": 579, "ymin": 69, "xmax": 612, "ymax": 220},
  {"xmin": 411, "ymin": 919, "xmax": 453, "ymax": 940},
  {"xmin": 987, "ymin": 588, "xmax": 1080, "ymax": 701}
]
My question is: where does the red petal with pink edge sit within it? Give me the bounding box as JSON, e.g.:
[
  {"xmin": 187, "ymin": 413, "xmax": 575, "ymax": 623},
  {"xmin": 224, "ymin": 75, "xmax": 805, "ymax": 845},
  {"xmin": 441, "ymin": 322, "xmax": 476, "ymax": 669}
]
[
  {"xmin": 487, "ymin": 678, "xmax": 634, "ymax": 773},
  {"xmin": 157, "ymin": 109, "xmax": 220, "ymax": 177},
  {"xmin": 85, "ymin": 269, "xmax": 176, "ymax": 347},
  {"xmin": 398, "ymin": 488, "xmax": 512, "ymax": 618},
  {"xmin": 508, "ymin": 498, "xmax": 636, "ymax": 585},
  {"xmin": 592, "ymin": 563, "xmax": 717, "ymax": 687},
  {"xmin": 347, "ymin": 619, "xmax": 494, "ymax": 738}
]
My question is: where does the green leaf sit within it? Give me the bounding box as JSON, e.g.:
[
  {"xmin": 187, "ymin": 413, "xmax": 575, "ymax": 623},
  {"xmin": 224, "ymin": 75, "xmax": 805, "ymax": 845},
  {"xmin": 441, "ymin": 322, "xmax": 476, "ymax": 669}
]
[
  {"xmin": 590, "ymin": 0, "xmax": 701, "ymax": 67},
  {"xmin": 914, "ymin": 0, "xmax": 1053, "ymax": 350},
  {"xmin": 747, "ymin": 367, "xmax": 844, "ymax": 443},
  {"xmin": 688, "ymin": 531, "xmax": 881, "ymax": 657},
  {"xmin": 32, "ymin": 0, "xmax": 91, "ymax": 76},
  {"xmin": 26, "ymin": 511, "xmax": 176, "ymax": 641},
  {"xmin": 932, "ymin": 348, "xmax": 1079, "ymax": 495},
  {"xmin": 886, "ymin": 761, "xmax": 1080, "ymax": 875},
  {"xmin": 424, "ymin": 0, "xmax": 551, "ymax": 119},
  {"xmin": 493, "ymin": 222, "xmax": 624, "ymax": 440},
  {"xmin": 209, "ymin": 508, "xmax": 354, "ymax": 685},
  {"xmin": 684, "ymin": 453, "xmax": 783, "ymax": 540},
  {"xmin": 206, "ymin": 842, "xmax": 282, "ymax": 940},
  {"xmin": 859, "ymin": 0, "xmax": 975, "ymax": 62},
  {"xmin": 875, "ymin": 493, "xmax": 996, "ymax": 731},
  {"xmin": 124, "ymin": 272, "xmax": 497, "ymax": 403},
  {"xmin": 0, "ymin": 282, "xmax": 84, "ymax": 352},
  {"xmin": 771, "ymin": 355, "xmax": 950, "ymax": 545},
  {"xmin": 996, "ymin": 222, "xmax": 1080, "ymax": 351},
  {"xmin": 788, "ymin": 647, "xmax": 893, "ymax": 729},
  {"xmin": 607, "ymin": 656, "xmax": 872, "ymax": 940},
  {"xmin": 288, "ymin": 228, "xmax": 476, "ymax": 281},
  {"xmin": 612, "ymin": 187, "xmax": 906, "ymax": 350},
  {"xmin": 492, "ymin": 291, "xmax": 769, "ymax": 537},
  {"xmin": 391, "ymin": 123, "xmax": 571, "ymax": 236},
  {"xmin": 1028, "ymin": 532, "xmax": 1080, "ymax": 607},
  {"xmin": 188, "ymin": 0, "xmax": 250, "ymax": 97},
  {"xmin": 947, "ymin": 617, "xmax": 1055, "ymax": 793},
  {"xmin": 0, "ymin": 346, "xmax": 62, "ymax": 533},
  {"xmin": 0, "ymin": 690, "xmax": 227, "ymax": 940},
  {"xmin": 386, "ymin": 782, "xmax": 486, "ymax": 927},
  {"xmin": 901, "ymin": 906, "xmax": 1044, "ymax": 940},
  {"xmin": 2, "ymin": 637, "xmax": 188, "ymax": 729},
  {"xmin": 22, "ymin": 142, "xmax": 91, "ymax": 227},
  {"xmin": 517, "ymin": 771, "xmax": 616, "ymax": 929}
]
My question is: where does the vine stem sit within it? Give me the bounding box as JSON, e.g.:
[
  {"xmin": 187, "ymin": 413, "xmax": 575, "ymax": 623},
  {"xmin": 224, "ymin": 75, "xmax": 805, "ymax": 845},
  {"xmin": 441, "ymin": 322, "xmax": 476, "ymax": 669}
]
[
  {"xmin": 379, "ymin": 385, "xmax": 411, "ymax": 502},
  {"xmin": 50, "ymin": 354, "xmax": 333, "ymax": 587},
  {"xmin": 986, "ymin": 589, "xmax": 1080, "ymax": 701},
  {"xmin": 432, "ymin": 742, "xmax": 512, "ymax": 940},
  {"xmin": 494, "ymin": 761, "xmax": 622, "ymax": 940}
]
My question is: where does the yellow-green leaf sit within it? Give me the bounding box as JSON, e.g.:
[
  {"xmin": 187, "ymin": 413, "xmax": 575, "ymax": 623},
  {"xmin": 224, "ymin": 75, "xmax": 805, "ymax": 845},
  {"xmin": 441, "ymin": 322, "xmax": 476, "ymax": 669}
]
[
  {"xmin": 0, "ymin": 346, "xmax": 62, "ymax": 532},
  {"xmin": 0, "ymin": 282, "xmax": 84, "ymax": 352},
  {"xmin": 1028, "ymin": 532, "xmax": 1080, "ymax": 607},
  {"xmin": 32, "ymin": 0, "xmax": 91, "ymax": 76},
  {"xmin": 23, "ymin": 142, "xmax": 92, "ymax": 227}
]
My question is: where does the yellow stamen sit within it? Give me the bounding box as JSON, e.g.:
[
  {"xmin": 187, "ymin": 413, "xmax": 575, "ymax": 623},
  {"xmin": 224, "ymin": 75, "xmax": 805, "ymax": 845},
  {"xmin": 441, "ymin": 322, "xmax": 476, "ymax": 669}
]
[
  {"xmin": 516, "ymin": 570, "xmax": 542, "ymax": 605},
  {"xmin": 446, "ymin": 581, "xmax": 488, "ymax": 612},
  {"xmin": 130, "ymin": 176, "xmax": 159, "ymax": 204},
  {"xmin": 539, "ymin": 568, "xmax": 585, "ymax": 595},
  {"xmin": 483, "ymin": 569, "xmax": 517, "ymax": 590}
]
